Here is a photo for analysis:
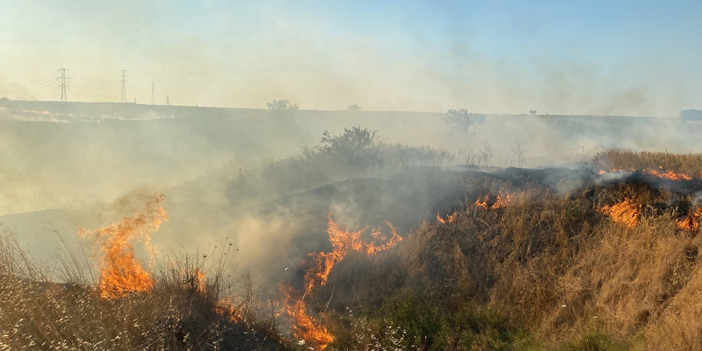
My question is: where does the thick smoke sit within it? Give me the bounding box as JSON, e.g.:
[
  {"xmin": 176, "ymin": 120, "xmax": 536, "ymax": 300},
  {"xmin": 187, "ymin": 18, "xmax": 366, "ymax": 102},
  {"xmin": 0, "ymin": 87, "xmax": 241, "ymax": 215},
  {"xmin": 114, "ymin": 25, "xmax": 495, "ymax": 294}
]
[{"xmin": 2, "ymin": 101, "xmax": 702, "ymax": 290}]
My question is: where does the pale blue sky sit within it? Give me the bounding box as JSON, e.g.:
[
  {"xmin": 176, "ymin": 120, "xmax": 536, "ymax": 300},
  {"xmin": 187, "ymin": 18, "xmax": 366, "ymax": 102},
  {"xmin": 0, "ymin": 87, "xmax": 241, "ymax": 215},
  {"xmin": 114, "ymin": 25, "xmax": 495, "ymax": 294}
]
[{"xmin": 1, "ymin": 0, "xmax": 701, "ymax": 116}]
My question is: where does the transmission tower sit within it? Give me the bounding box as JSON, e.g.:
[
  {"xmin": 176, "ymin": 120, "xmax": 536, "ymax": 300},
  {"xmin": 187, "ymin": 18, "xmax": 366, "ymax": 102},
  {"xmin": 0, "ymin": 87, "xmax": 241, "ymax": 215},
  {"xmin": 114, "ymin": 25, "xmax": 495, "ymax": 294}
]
[
  {"xmin": 120, "ymin": 70, "xmax": 127, "ymax": 103},
  {"xmin": 151, "ymin": 81, "xmax": 155, "ymax": 105},
  {"xmin": 58, "ymin": 68, "xmax": 69, "ymax": 102}
]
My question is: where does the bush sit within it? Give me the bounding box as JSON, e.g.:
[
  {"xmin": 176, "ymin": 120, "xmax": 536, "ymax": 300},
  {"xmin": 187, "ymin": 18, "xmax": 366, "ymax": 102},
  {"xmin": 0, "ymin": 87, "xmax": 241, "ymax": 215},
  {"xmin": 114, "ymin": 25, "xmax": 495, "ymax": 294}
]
[
  {"xmin": 266, "ymin": 100, "xmax": 299, "ymax": 110},
  {"xmin": 227, "ymin": 127, "xmax": 467, "ymax": 202},
  {"xmin": 445, "ymin": 109, "xmax": 486, "ymax": 135}
]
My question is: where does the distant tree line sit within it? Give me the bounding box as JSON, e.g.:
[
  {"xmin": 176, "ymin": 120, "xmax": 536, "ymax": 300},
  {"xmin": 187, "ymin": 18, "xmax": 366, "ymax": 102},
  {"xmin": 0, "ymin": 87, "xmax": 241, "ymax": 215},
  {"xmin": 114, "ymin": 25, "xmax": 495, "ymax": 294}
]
[
  {"xmin": 266, "ymin": 100, "xmax": 299, "ymax": 110},
  {"xmin": 680, "ymin": 109, "xmax": 702, "ymax": 121}
]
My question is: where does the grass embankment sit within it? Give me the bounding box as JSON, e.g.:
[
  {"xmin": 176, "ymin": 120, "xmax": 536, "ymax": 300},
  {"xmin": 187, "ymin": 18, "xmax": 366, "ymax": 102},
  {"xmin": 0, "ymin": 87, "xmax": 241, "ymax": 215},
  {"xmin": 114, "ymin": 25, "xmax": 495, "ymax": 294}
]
[
  {"xmin": 4, "ymin": 149, "xmax": 702, "ymax": 350},
  {"xmin": 302, "ymin": 151, "xmax": 702, "ymax": 350}
]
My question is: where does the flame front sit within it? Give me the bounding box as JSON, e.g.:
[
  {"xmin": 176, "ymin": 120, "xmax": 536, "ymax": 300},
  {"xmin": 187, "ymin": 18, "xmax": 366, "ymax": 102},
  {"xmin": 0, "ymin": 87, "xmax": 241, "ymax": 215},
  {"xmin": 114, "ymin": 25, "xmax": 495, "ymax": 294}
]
[
  {"xmin": 303, "ymin": 214, "xmax": 402, "ymax": 294},
  {"xmin": 282, "ymin": 213, "xmax": 403, "ymax": 350},
  {"xmin": 644, "ymin": 169, "xmax": 693, "ymax": 181},
  {"xmin": 677, "ymin": 207, "xmax": 701, "ymax": 230},
  {"xmin": 600, "ymin": 199, "xmax": 640, "ymax": 228},
  {"xmin": 81, "ymin": 193, "xmax": 168, "ymax": 299},
  {"xmin": 475, "ymin": 192, "xmax": 514, "ymax": 209},
  {"xmin": 437, "ymin": 212, "xmax": 457, "ymax": 223},
  {"xmin": 598, "ymin": 168, "xmax": 694, "ymax": 181},
  {"xmin": 281, "ymin": 285, "xmax": 334, "ymax": 350},
  {"xmin": 215, "ymin": 296, "xmax": 246, "ymax": 323}
]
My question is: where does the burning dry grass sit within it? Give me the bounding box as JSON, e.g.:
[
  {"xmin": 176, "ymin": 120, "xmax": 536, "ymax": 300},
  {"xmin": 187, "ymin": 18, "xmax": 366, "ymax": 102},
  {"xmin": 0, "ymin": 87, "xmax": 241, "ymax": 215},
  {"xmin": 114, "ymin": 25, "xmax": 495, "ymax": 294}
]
[
  {"xmin": 475, "ymin": 191, "xmax": 515, "ymax": 210},
  {"xmin": 298, "ymin": 175, "xmax": 702, "ymax": 350},
  {"xmin": 593, "ymin": 149, "xmax": 702, "ymax": 177},
  {"xmin": 677, "ymin": 206, "xmax": 702, "ymax": 230},
  {"xmin": 599, "ymin": 199, "xmax": 640, "ymax": 228},
  {"xmin": 9, "ymin": 147, "xmax": 702, "ymax": 350},
  {"xmin": 79, "ymin": 193, "xmax": 167, "ymax": 299},
  {"xmin": 436, "ymin": 212, "xmax": 457, "ymax": 224},
  {"xmin": 0, "ymin": 198, "xmax": 287, "ymax": 351},
  {"xmin": 281, "ymin": 214, "xmax": 403, "ymax": 349}
]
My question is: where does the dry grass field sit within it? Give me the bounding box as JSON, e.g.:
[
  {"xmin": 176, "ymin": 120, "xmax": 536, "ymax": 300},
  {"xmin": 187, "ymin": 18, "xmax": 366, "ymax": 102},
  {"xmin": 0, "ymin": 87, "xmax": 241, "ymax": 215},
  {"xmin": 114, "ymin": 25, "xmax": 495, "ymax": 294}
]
[{"xmin": 3, "ymin": 150, "xmax": 702, "ymax": 350}]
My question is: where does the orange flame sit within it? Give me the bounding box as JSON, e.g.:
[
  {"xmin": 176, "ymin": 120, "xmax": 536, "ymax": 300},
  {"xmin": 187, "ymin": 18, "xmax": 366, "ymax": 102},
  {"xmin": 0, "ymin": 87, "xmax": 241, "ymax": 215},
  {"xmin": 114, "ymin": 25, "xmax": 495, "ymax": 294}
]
[
  {"xmin": 600, "ymin": 199, "xmax": 640, "ymax": 228},
  {"xmin": 281, "ymin": 285, "xmax": 334, "ymax": 350},
  {"xmin": 599, "ymin": 168, "xmax": 695, "ymax": 180},
  {"xmin": 215, "ymin": 296, "xmax": 245, "ymax": 323},
  {"xmin": 189, "ymin": 270, "xmax": 247, "ymax": 323},
  {"xmin": 475, "ymin": 192, "xmax": 515, "ymax": 209},
  {"xmin": 80, "ymin": 193, "xmax": 168, "ymax": 299},
  {"xmin": 193, "ymin": 268, "xmax": 206, "ymax": 293},
  {"xmin": 437, "ymin": 212, "xmax": 457, "ymax": 223},
  {"xmin": 303, "ymin": 214, "xmax": 402, "ymax": 294},
  {"xmin": 282, "ymin": 213, "xmax": 402, "ymax": 349},
  {"xmin": 677, "ymin": 207, "xmax": 702, "ymax": 230},
  {"xmin": 644, "ymin": 169, "xmax": 692, "ymax": 181}
]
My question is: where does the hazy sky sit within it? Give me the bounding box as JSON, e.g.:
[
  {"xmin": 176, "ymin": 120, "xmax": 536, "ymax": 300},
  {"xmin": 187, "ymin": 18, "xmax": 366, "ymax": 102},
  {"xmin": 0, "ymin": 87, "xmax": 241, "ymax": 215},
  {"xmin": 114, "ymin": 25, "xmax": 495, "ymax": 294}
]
[{"xmin": 1, "ymin": 0, "xmax": 701, "ymax": 116}]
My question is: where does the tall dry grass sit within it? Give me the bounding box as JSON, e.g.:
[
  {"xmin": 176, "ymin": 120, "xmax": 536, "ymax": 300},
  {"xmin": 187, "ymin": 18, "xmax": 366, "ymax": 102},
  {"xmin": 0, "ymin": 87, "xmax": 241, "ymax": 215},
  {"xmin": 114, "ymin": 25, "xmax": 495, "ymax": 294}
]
[
  {"xmin": 593, "ymin": 149, "xmax": 702, "ymax": 175},
  {"xmin": 307, "ymin": 173, "xmax": 702, "ymax": 350},
  {"xmin": 0, "ymin": 225, "xmax": 289, "ymax": 350}
]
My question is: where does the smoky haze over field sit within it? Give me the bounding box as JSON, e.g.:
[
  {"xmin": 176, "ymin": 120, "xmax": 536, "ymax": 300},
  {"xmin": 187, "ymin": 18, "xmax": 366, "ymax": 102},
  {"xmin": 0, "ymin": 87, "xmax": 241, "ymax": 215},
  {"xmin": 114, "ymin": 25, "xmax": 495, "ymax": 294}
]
[
  {"xmin": 2, "ymin": 98, "xmax": 702, "ymax": 295},
  {"xmin": 2, "ymin": 2, "xmax": 702, "ymax": 116},
  {"xmin": 2, "ymin": 1, "xmax": 702, "ymax": 300}
]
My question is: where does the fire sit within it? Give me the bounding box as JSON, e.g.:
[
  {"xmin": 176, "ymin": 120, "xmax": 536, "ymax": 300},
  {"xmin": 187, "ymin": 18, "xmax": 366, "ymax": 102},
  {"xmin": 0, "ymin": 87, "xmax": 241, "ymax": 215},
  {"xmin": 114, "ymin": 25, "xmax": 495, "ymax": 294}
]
[
  {"xmin": 437, "ymin": 212, "xmax": 457, "ymax": 223},
  {"xmin": 677, "ymin": 207, "xmax": 702, "ymax": 230},
  {"xmin": 215, "ymin": 296, "xmax": 245, "ymax": 323},
  {"xmin": 303, "ymin": 214, "xmax": 402, "ymax": 294},
  {"xmin": 281, "ymin": 213, "xmax": 402, "ymax": 349},
  {"xmin": 475, "ymin": 191, "xmax": 515, "ymax": 209},
  {"xmin": 80, "ymin": 193, "xmax": 168, "ymax": 299},
  {"xmin": 598, "ymin": 168, "xmax": 694, "ymax": 180},
  {"xmin": 281, "ymin": 285, "xmax": 334, "ymax": 350},
  {"xmin": 644, "ymin": 169, "xmax": 692, "ymax": 181},
  {"xmin": 600, "ymin": 199, "xmax": 640, "ymax": 228},
  {"xmin": 187, "ymin": 269, "xmax": 248, "ymax": 323},
  {"xmin": 193, "ymin": 268, "xmax": 206, "ymax": 293}
]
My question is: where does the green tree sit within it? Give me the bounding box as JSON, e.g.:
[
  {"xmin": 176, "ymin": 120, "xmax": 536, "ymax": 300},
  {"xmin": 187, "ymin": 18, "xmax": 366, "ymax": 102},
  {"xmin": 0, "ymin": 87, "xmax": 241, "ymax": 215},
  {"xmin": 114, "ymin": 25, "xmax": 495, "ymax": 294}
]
[
  {"xmin": 445, "ymin": 109, "xmax": 485, "ymax": 135},
  {"xmin": 319, "ymin": 126, "xmax": 381, "ymax": 170}
]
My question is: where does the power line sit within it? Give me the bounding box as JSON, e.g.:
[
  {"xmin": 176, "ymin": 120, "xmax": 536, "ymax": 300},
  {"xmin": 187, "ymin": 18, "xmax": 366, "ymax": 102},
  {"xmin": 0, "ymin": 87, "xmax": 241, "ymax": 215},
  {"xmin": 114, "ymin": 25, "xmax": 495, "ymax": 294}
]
[
  {"xmin": 151, "ymin": 81, "xmax": 155, "ymax": 105},
  {"xmin": 27, "ymin": 75, "xmax": 57, "ymax": 88},
  {"xmin": 30, "ymin": 83, "xmax": 60, "ymax": 100},
  {"xmin": 57, "ymin": 68, "xmax": 70, "ymax": 102},
  {"xmin": 29, "ymin": 79, "xmax": 58, "ymax": 92},
  {"xmin": 120, "ymin": 70, "xmax": 127, "ymax": 103}
]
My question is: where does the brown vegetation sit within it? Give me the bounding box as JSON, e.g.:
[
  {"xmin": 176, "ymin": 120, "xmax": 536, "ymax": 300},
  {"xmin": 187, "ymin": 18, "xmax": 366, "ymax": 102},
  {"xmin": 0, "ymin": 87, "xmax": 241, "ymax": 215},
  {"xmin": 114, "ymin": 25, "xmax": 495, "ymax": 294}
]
[
  {"xmin": 303, "ymin": 166, "xmax": 702, "ymax": 350},
  {"xmin": 7, "ymin": 149, "xmax": 702, "ymax": 350},
  {"xmin": 593, "ymin": 149, "xmax": 702, "ymax": 176},
  {"xmin": 0, "ymin": 224, "xmax": 288, "ymax": 350}
]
